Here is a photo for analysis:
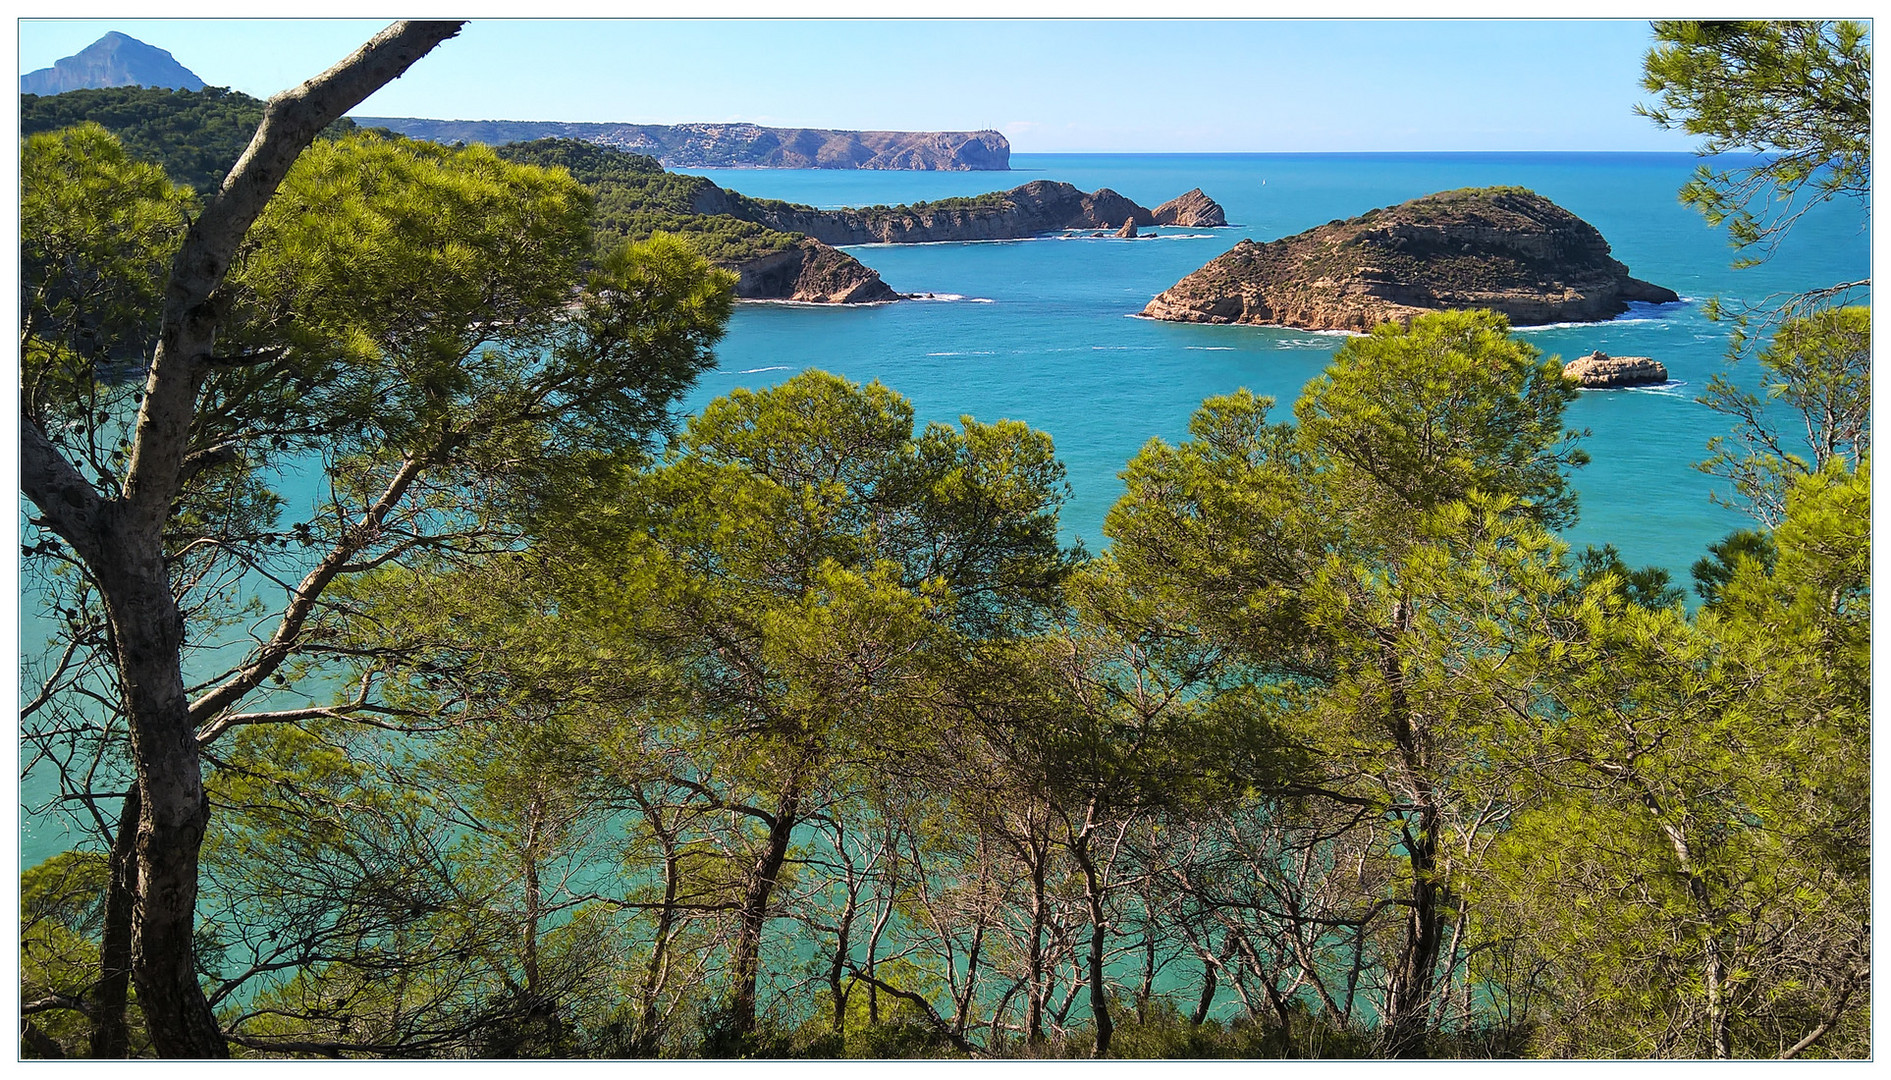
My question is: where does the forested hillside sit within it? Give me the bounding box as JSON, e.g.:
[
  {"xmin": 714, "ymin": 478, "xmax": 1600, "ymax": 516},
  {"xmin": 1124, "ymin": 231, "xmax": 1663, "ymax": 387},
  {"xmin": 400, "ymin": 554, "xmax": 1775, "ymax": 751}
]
[
  {"xmin": 20, "ymin": 95, "xmax": 891, "ymax": 302},
  {"xmin": 494, "ymin": 138, "xmax": 806, "ymax": 264},
  {"xmin": 17, "ymin": 19, "xmax": 1870, "ymax": 1061},
  {"xmin": 20, "ymin": 85, "xmax": 358, "ymax": 192}
]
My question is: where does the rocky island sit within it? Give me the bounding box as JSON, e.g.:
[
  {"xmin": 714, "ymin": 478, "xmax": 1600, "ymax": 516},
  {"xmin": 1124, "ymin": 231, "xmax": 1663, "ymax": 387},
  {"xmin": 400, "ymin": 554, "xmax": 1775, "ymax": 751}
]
[
  {"xmin": 1562, "ymin": 350, "xmax": 1670, "ymax": 388},
  {"xmin": 1141, "ymin": 186, "xmax": 1678, "ymax": 331},
  {"xmin": 731, "ymin": 181, "xmax": 1227, "ymax": 245},
  {"xmin": 359, "ymin": 117, "xmax": 1012, "ymax": 171}
]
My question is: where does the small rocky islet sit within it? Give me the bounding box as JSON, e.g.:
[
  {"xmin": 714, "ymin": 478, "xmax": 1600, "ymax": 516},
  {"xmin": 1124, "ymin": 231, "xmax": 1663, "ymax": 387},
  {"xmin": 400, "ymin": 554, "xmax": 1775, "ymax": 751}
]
[
  {"xmin": 1561, "ymin": 350, "xmax": 1671, "ymax": 388},
  {"xmin": 1140, "ymin": 186, "xmax": 1679, "ymax": 331}
]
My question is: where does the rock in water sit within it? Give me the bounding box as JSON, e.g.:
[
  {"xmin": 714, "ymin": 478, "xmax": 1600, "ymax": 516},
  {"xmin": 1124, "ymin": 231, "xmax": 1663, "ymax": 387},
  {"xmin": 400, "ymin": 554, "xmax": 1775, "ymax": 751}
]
[
  {"xmin": 1152, "ymin": 188, "xmax": 1228, "ymax": 227},
  {"xmin": 734, "ymin": 240, "xmax": 897, "ymax": 304},
  {"xmin": 1141, "ymin": 186, "xmax": 1679, "ymax": 331},
  {"xmin": 742, "ymin": 180, "xmax": 1226, "ymax": 245},
  {"xmin": 1562, "ymin": 351, "xmax": 1669, "ymax": 388},
  {"xmin": 1117, "ymin": 219, "xmax": 1139, "ymax": 238}
]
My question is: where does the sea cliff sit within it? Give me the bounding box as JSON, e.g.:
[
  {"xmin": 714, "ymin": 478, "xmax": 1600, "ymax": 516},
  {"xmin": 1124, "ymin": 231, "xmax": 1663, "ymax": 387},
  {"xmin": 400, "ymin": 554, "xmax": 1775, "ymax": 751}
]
[
  {"xmin": 735, "ymin": 240, "xmax": 898, "ymax": 304},
  {"xmin": 730, "ymin": 181, "xmax": 1229, "ymax": 245},
  {"xmin": 360, "ymin": 117, "xmax": 1011, "ymax": 171},
  {"xmin": 1142, "ymin": 187, "xmax": 1678, "ymax": 331}
]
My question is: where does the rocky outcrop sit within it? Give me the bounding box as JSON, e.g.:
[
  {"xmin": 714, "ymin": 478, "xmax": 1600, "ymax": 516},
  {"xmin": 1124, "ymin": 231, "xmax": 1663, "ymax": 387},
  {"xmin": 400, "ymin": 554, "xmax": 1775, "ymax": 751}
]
[
  {"xmin": 21, "ymin": 32, "xmax": 204, "ymax": 94},
  {"xmin": 356, "ymin": 116, "xmax": 1011, "ymax": 171},
  {"xmin": 1142, "ymin": 187, "xmax": 1679, "ymax": 331},
  {"xmin": 1116, "ymin": 219, "xmax": 1139, "ymax": 238},
  {"xmin": 1562, "ymin": 351, "xmax": 1669, "ymax": 388},
  {"xmin": 1152, "ymin": 188, "xmax": 1227, "ymax": 227},
  {"xmin": 733, "ymin": 240, "xmax": 898, "ymax": 304},
  {"xmin": 739, "ymin": 180, "xmax": 1225, "ymax": 245}
]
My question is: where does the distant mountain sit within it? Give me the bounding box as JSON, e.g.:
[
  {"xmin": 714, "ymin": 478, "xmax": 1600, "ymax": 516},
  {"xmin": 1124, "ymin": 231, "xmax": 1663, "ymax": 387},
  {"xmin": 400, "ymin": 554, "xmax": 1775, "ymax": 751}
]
[
  {"xmin": 357, "ymin": 117, "xmax": 1011, "ymax": 171},
  {"xmin": 21, "ymin": 32, "xmax": 205, "ymax": 95}
]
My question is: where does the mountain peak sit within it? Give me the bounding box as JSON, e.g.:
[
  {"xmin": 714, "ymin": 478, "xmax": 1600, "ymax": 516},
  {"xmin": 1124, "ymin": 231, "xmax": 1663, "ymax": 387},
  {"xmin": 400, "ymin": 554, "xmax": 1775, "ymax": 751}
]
[{"xmin": 21, "ymin": 32, "xmax": 206, "ymax": 95}]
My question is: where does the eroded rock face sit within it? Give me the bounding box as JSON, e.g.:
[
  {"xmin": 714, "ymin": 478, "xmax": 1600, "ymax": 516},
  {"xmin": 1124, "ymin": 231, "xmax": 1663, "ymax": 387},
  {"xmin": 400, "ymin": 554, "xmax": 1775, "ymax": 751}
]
[
  {"xmin": 1562, "ymin": 351, "xmax": 1669, "ymax": 388},
  {"xmin": 1116, "ymin": 219, "xmax": 1139, "ymax": 238},
  {"xmin": 1142, "ymin": 187, "xmax": 1679, "ymax": 331},
  {"xmin": 746, "ymin": 181, "xmax": 1227, "ymax": 245},
  {"xmin": 357, "ymin": 118, "xmax": 1012, "ymax": 170},
  {"xmin": 734, "ymin": 240, "xmax": 898, "ymax": 304},
  {"xmin": 1152, "ymin": 188, "xmax": 1228, "ymax": 227}
]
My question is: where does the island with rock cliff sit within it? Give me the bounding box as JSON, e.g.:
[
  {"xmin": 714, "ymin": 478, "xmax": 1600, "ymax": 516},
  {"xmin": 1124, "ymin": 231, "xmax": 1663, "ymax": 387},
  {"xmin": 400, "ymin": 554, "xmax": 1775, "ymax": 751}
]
[
  {"xmin": 729, "ymin": 182, "xmax": 1227, "ymax": 245},
  {"xmin": 495, "ymin": 139, "xmax": 898, "ymax": 304},
  {"xmin": 497, "ymin": 139, "xmax": 1230, "ymax": 303},
  {"xmin": 1141, "ymin": 186, "xmax": 1678, "ymax": 331}
]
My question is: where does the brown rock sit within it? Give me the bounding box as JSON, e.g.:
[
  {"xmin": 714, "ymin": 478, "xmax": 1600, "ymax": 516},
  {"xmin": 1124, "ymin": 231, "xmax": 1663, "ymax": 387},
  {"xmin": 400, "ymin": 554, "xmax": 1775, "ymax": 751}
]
[
  {"xmin": 734, "ymin": 240, "xmax": 898, "ymax": 304},
  {"xmin": 1151, "ymin": 188, "xmax": 1228, "ymax": 227},
  {"xmin": 1116, "ymin": 218, "xmax": 1139, "ymax": 238},
  {"xmin": 1562, "ymin": 350, "xmax": 1669, "ymax": 388},
  {"xmin": 1141, "ymin": 186, "xmax": 1679, "ymax": 331}
]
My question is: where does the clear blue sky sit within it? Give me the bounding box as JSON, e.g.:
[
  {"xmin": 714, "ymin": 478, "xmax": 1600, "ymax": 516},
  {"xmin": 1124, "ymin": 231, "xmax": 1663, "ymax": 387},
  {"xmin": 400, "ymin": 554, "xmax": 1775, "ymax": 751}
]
[{"xmin": 17, "ymin": 18, "xmax": 1703, "ymax": 153}]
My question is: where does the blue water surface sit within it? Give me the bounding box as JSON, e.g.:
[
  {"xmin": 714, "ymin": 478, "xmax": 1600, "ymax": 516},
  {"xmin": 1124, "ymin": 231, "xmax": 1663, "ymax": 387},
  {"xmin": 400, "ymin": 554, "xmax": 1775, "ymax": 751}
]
[
  {"xmin": 679, "ymin": 151, "xmax": 1869, "ymax": 581},
  {"xmin": 18, "ymin": 152, "xmax": 1869, "ymax": 868}
]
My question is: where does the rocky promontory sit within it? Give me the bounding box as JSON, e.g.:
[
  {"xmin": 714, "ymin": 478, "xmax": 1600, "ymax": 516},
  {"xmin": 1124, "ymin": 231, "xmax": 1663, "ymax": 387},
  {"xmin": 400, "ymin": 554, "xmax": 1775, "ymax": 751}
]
[
  {"xmin": 734, "ymin": 239, "xmax": 898, "ymax": 304},
  {"xmin": 1141, "ymin": 187, "xmax": 1678, "ymax": 331},
  {"xmin": 359, "ymin": 117, "xmax": 1012, "ymax": 171},
  {"xmin": 1562, "ymin": 350, "xmax": 1669, "ymax": 388},
  {"xmin": 729, "ymin": 180, "xmax": 1229, "ymax": 245}
]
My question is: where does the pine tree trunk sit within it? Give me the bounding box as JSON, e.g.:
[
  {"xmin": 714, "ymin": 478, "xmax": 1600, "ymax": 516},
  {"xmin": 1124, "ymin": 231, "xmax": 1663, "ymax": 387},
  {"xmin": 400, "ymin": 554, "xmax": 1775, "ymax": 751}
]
[
  {"xmin": 17, "ymin": 20, "xmax": 465, "ymax": 1059},
  {"xmin": 1381, "ymin": 803, "xmax": 1444, "ymax": 1059},
  {"xmin": 730, "ymin": 783, "xmax": 800, "ymax": 1037},
  {"xmin": 1070, "ymin": 815, "xmax": 1112, "ymax": 1059},
  {"xmin": 1378, "ymin": 606, "xmax": 1446, "ymax": 1060},
  {"xmin": 88, "ymin": 787, "xmax": 140, "ymax": 1057},
  {"xmin": 102, "ymin": 557, "xmax": 225, "ymax": 1058}
]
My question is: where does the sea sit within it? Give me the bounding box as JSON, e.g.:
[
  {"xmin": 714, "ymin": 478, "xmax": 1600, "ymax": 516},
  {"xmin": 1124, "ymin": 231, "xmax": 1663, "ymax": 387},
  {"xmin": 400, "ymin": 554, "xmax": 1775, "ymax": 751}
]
[
  {"xmin": 15, "ymin": 152, "xmax": 1871, "ymax": 869},
  {"xmin": 678, "ymin": 151, "xmax": 1869, "ymax": 582}
]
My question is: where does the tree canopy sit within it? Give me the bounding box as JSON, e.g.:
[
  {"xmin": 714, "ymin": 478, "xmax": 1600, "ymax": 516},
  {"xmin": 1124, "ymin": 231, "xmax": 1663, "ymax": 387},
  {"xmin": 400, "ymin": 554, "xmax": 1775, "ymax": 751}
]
[
  {"xmin": 18, "ymin": 20, "xmax": 734, "ymax": 1057},
  {"xmin": 1640, "ymin": 19, "xmax": 1871, "ymax": 315},
  {"xmin": 21, "ymin": 84, "xmax": 363, "ymax": 194}
]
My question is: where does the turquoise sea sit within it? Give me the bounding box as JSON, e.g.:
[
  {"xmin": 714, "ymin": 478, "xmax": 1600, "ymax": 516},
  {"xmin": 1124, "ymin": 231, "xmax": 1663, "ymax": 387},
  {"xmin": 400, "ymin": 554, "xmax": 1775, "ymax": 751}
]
[
  {"xmin": 679, "ymin": 151, "xmax": 1869, "ymax": 582},
  {"xmin": 16, "ymin": 152, "xmax": 1870, "ymax": 869}
]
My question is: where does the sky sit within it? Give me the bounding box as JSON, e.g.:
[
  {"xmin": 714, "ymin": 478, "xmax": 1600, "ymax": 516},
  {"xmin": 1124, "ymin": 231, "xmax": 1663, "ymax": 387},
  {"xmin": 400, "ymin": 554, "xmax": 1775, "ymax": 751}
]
[{"xmin": 16, "ymin": 16, "xmax": 1708, "ymax": 154}]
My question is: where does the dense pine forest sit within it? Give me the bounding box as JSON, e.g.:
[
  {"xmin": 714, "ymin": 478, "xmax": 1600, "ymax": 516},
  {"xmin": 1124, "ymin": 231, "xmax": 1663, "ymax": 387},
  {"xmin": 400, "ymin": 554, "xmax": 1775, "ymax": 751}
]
[{"xmin": 18, "ymin": 20, "xmax": 1870, "ymax": 1059}]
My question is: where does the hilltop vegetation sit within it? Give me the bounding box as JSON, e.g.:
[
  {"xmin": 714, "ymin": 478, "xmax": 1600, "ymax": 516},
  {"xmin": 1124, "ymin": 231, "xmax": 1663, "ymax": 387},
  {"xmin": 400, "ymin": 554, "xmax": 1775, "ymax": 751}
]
[
  {"xmin": 21, "ymin": 85, "xmax": 358, "ymax": 193},
  {"xmin": 494, "ymin": 137, "xmax": 805, "ymax": 265},
  {"xmin": 1144, "ymin": 186, "xmax": 1678, "ymax": 331},
  {"xmin": 15, "ymin": 98, "xmax": 809, "ymax": 269}
]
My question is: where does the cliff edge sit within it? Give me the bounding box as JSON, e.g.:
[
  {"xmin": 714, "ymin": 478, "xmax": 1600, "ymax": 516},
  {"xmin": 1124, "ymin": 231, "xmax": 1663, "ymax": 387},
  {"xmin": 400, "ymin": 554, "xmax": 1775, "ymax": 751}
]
[
  {"xmin": 359, "ymin": 117, "xmax": 1011, "ymax": 171},
  {"xmin": 733, "ymin": 181, "xmax": 1229, "ymax": 245}
]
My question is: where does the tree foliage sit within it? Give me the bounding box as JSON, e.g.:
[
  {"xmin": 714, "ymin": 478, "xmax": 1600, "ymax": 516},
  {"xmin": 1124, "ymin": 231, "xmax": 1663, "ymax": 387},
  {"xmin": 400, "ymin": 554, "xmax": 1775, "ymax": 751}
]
[
  {"xmin": 17, "ymin": 23, "xmax": 733, "ymax": 1054},
  {"xmin": 21, "ymin": 84, "xmax": 362, "ymax": 194},
  {"xmin": 1640, "ymin": 20, "xmax": 1870, "ymax": 279},
  {"xmin": 497, "ymin": 137, "xmax": 806, "ymax": 265},
  {"xmin": 1696, "ymin": 305, "xmax": 1870, "ymax": 525}
]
